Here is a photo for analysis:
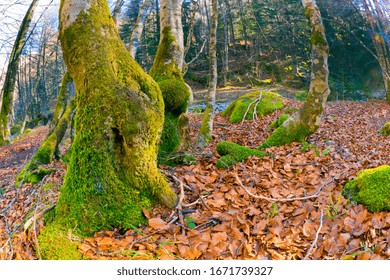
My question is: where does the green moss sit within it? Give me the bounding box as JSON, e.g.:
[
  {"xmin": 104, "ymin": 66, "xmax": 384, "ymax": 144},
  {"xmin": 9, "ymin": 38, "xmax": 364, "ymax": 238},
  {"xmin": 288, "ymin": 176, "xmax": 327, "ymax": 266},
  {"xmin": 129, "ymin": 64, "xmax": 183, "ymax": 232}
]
[
  {"xmin": 158, "ymin": 112, "xmax": 180, "ymax": 163},
  {"xmin": 197, "ymin": 105, "xmax": 213, "ymax": 147},
  {"xmin": 380, "ymin": 122, "xmax": 390, "ymax": 136},
  {"xmin": 38, "ymin": 222, "xmax": 83, "ymax": 260},
  {"xmin": 221, "ymin": 91, "xmax": 284, "ymax": 123},
  {"xmin": 24, "ymin": 167, "xmax": 53, "ymax": 184},
  {"xmin": 342, "ymin": 165, "xmax": 390, "ymax": 212},
  {"xmin": 259, "ymin": 122, "xmax": 311, "ymax": 149},
  {"xmin": 270, "ymin": 114, "xmax": 289, "ymax": 129},
  {"xmin": 10, "ymin": 125, "xmax": 21, "ymax": 135},
  {"xmin": 158, "ymin": 78, "xmax": 190, "ymax": 114},
  {"xmin": 216, "ymin": 141, "xmax": 267, "ymax": 168},
  {"xmin": 285, "ymin": 107, "xmax": 299, "ymax": 114}
]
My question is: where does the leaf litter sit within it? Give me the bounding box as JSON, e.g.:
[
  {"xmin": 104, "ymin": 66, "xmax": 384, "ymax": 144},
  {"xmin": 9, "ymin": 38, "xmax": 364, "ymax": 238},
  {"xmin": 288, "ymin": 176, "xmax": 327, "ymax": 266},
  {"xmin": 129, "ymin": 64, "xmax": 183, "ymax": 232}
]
[{"xmin": 0, "ymin": 99, "xmax": 389, "ymax": 260}]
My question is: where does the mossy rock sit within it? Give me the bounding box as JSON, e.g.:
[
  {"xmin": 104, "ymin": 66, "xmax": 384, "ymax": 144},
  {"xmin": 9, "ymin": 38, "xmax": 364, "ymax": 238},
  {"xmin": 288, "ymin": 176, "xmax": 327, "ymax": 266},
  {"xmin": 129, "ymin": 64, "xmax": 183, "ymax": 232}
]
[
  {"xmin": 216, "ymin": 141, "xmax": 267, "ymax": 168},
  {"xmin": 221, "ymin": 91, "xmax": 284, "ymax": 123},
  {"xmin": 270, "ymin": 114, "xmax": 290, "ymax": 129},
  {"xmin": 38, "ymin": 222, "xmax": 83, "ymax": 260},
  {"xmin": 342, "ymin": 165, "xmax": 390, "ymax": 212},
  {"xmin": 380, "ymin": 122, "xmax": 390, "ymax": 136}
]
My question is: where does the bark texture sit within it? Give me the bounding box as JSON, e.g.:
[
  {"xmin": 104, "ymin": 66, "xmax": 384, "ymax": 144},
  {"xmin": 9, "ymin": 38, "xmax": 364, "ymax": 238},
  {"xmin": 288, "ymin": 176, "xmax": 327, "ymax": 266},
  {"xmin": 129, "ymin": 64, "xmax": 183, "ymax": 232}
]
[
  {"xmin": 0, "ymin": 0, "xmax": 39, "ymax": 145},
  {"xmin": 128, "ymin": 0, "xmax": 152, "ymax": 58},
  {"xmin": 261, "ymin": 0, "xmax": 330, "ymax": 148},
  {"xmin": 197, "ymin": 0, "xmax": 217, "ymax": 148},
  {"xmin": 150, "ymin": 0, "xmax": 191, "ymax": 162},
  {"xmin": 52, "ymin": 0, "xmax": 176, "ymax": 236}
]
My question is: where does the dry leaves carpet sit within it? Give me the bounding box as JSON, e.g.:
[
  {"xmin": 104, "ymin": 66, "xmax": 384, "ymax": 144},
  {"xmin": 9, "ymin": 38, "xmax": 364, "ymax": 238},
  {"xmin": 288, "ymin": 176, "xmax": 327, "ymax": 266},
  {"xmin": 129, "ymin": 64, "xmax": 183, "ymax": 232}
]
[{"xmin": 0, "ymin": 99, "xmax": 389, "ymax": 260}]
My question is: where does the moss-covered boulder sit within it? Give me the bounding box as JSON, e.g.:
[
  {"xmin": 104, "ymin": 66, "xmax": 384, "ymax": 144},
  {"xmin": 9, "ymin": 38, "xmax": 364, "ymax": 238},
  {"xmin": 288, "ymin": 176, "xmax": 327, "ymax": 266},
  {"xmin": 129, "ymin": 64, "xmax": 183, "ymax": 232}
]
[
  {"xmin": 221, "ymin": 91, "xmax": 284, "ymax": 123},
  {"xmin": 342, "ymin": 165, "xmax": 390, "ymax": 212},
  {"xmin": 216, "ymin": 141, "xmax": 267, "ymax": 168},
  {"xmin": 380, "ymin": 122, "xmax": 390, "ymax": 136}
]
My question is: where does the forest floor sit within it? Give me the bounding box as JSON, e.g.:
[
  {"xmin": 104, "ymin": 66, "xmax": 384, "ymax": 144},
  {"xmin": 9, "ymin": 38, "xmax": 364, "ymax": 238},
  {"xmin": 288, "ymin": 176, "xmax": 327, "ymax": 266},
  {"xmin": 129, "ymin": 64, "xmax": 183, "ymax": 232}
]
[{"xmin": 0, "ymin": 87, "xmax": 389, "ymax": 260}]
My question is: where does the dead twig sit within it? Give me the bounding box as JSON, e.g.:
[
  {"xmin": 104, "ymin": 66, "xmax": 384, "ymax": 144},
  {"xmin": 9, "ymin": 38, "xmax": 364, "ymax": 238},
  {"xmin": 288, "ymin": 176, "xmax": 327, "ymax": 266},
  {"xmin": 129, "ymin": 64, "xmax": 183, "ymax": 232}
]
[
  {"xmin": 234, "ymin": 173, "xmax": 334, "ymax": 202},
  {"xmin": 23, "ymin": 204, "xmax": 56, "ymax": 232},
  {"xmin": 304, "ymin": 210, "xmax": 324, "ymax": 260}
]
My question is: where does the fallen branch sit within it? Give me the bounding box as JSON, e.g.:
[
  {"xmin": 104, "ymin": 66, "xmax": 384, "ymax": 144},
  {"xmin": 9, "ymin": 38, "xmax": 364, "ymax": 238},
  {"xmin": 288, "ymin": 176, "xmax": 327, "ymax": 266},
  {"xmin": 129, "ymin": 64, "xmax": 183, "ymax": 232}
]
[
  {"xmin": 23, "ymin": 204, "xmax": 56, "ymax": 231},
  {"xmin": 304, "ymin": 210, "xmax": 324, "ymax": 260},
  {"xmin": 234, "ymin": 173, "xmax": 334, "ymax": 202},
  {"xmin": 252, "ymin": 92, "xmax": 263, "ymax": 125}
]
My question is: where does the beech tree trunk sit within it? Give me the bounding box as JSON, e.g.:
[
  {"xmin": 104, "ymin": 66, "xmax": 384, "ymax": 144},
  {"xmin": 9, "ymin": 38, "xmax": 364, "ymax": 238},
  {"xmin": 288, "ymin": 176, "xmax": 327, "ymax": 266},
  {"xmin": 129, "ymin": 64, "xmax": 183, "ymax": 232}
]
[
  {"xmin": 112, "ymin": 0, "xmax": 124, "ymax": 24},
  {"xmin": 197, "ymin": 0, "xmax": 217, "ymax": 148},
  {"xmin": 149, "ymin": 0, "xmax": 191, "ymax": 162},
  {"xmin": 49, "ymin": 0, "xmax": 176, "ymax": 236},
  {"xmin": 128, "ymin": 0, "xmax": 152, "ymax": 58},
  {"xmin": 260, "ymin": 0, "xmax": 330, "ymax": 148},
  {"xmin": 0, "ymin": 0, "xmax": 39, "ymax": 145},
  {"xmin": 361, "ymin": 0, "xmax": 390, "ymax": 103}
]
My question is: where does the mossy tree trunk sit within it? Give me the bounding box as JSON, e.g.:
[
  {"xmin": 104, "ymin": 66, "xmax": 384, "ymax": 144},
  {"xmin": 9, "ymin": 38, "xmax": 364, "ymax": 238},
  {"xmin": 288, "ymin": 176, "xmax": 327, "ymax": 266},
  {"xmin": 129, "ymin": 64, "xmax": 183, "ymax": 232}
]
[
  {"xmin": 260, "ymin": 0, "xmax": 330, "ymax": 148},
  {"xmin": 149, "ymin": 0, "xmax": 191, "ymax": 162},
  {"xmin": 15, "ymin": 73, "xmax": 75, "ymax": 186},
  {"xmin": 53, "ymin": 0, "xmax": 176, "ymax": 236},
  {"xmin": 128, "ymin": 0, "xmax": 152, "ymax": 58},
  {"xmin": 197, "ymin": 0, "xmax": 217, "ymax": 148},
  {"xmin": 0, "ymin": 0, "xmax": 39, "ymax": 145}
]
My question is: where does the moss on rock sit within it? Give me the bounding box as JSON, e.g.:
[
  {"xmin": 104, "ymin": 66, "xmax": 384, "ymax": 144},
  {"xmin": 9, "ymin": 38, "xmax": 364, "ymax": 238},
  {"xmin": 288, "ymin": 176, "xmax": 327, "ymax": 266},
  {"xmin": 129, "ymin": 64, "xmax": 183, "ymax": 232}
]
[
  {"xmin": 342, "ymin": 165, "xmax": 390, "ymax": 212},
  {"xmin": 221, "ymin": 91, "xmax": 284, "ymax": 123},
  {"xmin": 380, "ymin": 122, "xmax": 390, "ymax": 136},
  {"xmin": 216, "ymin": 141, "xmax": 267, "ymax": 168},
  {"xmin": 38, "ymin": 222, "xmax": 83, "ymax": 260}
]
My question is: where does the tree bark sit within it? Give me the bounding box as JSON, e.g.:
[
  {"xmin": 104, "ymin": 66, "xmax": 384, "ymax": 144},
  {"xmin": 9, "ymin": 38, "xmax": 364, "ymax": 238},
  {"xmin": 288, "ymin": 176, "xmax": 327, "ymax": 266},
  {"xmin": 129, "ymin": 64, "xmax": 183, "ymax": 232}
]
[
  {"xmin": 149, "ymin": 0, "xmax": 191, "ymax": 163},
  {"xmin": 260, "ymin": 0, "xmax": 330, "ymax": 148},
  {"xmin": 0, "ymin": 0, "xmax": 39, "ymax": 145},
  {"xmin": 112, "ymin": 0, "xmax": 124, "ymax": 24},
  {"xmin": 197, "ymin": 0, "xmax": 217, "ymax": 148},
  {"xmin": 128, "ymin": 0, "xmax": 152, "ymax": 58},
  {"xmin": 52, "ymin": 0, "xmax": 176, "ymax": 235},
  {"xmin": 361, "ymin": 0, "xmax": 390, "ymax": 103}
]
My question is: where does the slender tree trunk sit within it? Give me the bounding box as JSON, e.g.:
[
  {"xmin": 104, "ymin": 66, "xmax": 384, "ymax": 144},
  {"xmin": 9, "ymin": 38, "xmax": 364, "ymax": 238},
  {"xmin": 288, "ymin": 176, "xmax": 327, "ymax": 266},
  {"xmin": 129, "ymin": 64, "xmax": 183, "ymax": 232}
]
[
  {"xmin": 0, "ymin": 0, "xmax": 39, "ymax": 145},
  {"xmin": 261, "ymin": 0, "xmax": 330, "ymax": 148},
  {"xmin": 112, "ymin": 0, "xmax": 124, "ymax": 24},
  {"xmin": 44, "ymin": 0, "xmax": 176, "ymax": 236},
  {"xmin": 128, "ymin": 0, "xmax": 152, "ymax": 58},
  {"xmin": 222, "ymin": 0, "xmax": 229, "ymax": 86},
  {"xmin": 183, "ymin": 0, "xmax": 198, "ymax": 60},
  {"xmin": 361, "ymin": 0, "xmax": 390, "ymax": 103},
  {"xmin": 224, "ymin": 0, "xmax": 235, "ymax": 43},
  {"xmin": 150, "ymin": 0, "xmax": 191, "ymax": 162},
  {"xmin": 197, "ymin": 0, "xmax": 217, "ymax": 148}
]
